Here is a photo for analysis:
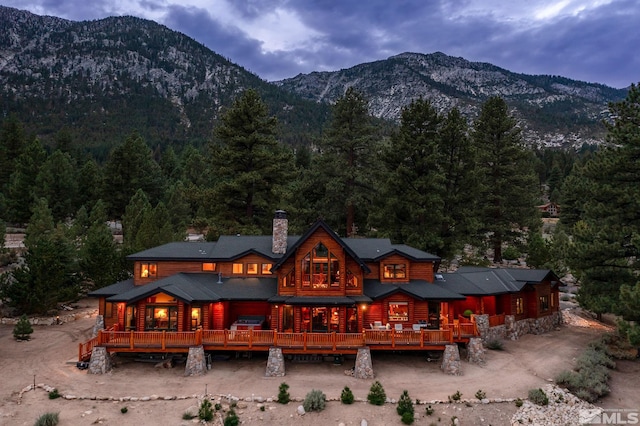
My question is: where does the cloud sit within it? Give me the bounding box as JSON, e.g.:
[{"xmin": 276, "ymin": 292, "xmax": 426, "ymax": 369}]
[{"xmin": 2, "ymin": 0, "xmax": 637, "ymax": 87}]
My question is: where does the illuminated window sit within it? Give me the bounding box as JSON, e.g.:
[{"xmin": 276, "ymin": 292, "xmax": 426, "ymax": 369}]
[
  {"xmin": 301, "ymin": 242, "xmax": 340, "ymax": 289},
  {"xmin": 383, "ymin": 264, "xmax": 406, "ymax": 279},
  {"xmin": 261, "ymin": 263, "xmax": 272, "ymax": 274},
  {"xmin": 232, "ymin": 263, "xmax": 243, "ymax": 274},
  {"xmin": 346, "ymin": 269, "xmax": 358, "ymax": 288},
  {"xmin": 140, "ymin": 263, "xmax": 157, "ymax": 278},
  {"xmin": 282, "ymin": 268, "xmax": 295, "ymax": 288},
  {"xmin": 247, "ymin": 263, "xmax": 258, "ymax": 274},
  {"xmin": 105, "ymin": 302, "xmax": 114, "ymax": 318},
  {"xmin": 516, "ymin": 297, "xmax": 524, "ymax": 315},
  {"xmin": 202, "ymin": 262, "xmax": 216, "ymax": 271},
  {"xmin": 388, "ymin": 302, "xmax": 408, "ymax": 322}
]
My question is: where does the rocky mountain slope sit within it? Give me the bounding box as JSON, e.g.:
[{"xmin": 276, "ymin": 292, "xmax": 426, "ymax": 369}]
[
  {"xmin": 0, "ymin": 6, "xmax": 327, "ymax": 154},
  {"xmin": 0, "ymin": 6, "xmax": 627, "ymax": 152},
  {"xmin": 275, "ymin": 52, "xmax": 627, "ymax": 148}
]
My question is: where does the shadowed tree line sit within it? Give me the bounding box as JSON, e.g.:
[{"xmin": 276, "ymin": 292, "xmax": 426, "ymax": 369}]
[{"xmin": 2, "ymin": 85, "xmax": 638, "ymax": 349}]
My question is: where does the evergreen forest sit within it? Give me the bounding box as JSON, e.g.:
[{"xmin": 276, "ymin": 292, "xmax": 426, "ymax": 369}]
[{"xmin": 0, "ymin": 85, "xmax": 639, "ymax": 349}]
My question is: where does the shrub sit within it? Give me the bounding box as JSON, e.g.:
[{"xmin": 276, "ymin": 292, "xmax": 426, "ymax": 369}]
[
  {"xmin": 277, "ymin": 382, "xmax": 290, "ymax": 404},
  {"xmin": 485, "ymin": 339, "xmax": 504, "ymax": 350},
  {"xmin": 198, "ymin": 399, "xmax": 214, "ymax": 422},
  {"xmin": 475, "ymin": 389, "xmax": 486, "ymax": 400},
  {"xmin": 34, "ymin": 412, "xmax": 59, "ymax": 426},
  {"xmin": 224, "ymin": 409, "xmax": 239, "ymax": 426},
  {"xmin": 555, "ymin": 341, "xmax": 614, "ymax": 402},
  {"xmin": 401, "ymin": 411, "xmax": 415, "ymax": 425},
  {"xmin": 120, "ymin": 406, "xmax": 128, "ymax": 414},
  {"xmin": 528, "ymin": 388, "xmax": 548, "ymax": 406},
  {"xmin": 214, "ymin": 403, "xmax": 222, "ymax": 411},
  {"xmin": 449, "ymin": 390, "xmax": 462, "ymax": 402},
  {"xmin": 303, "ymin": 389, "xmax": 326, "ymax": 412},
  {"xmin": 367, "ymin": 381, "xmax": 386, "ymax": 406},
  {"xmin": 463, "ymin": 309, "xmax": 473, "ymax": 317},
  {"xmin": 13, "ymin": 314, "xmax": 33, "ymax": 340},
  {"xmin": 515, "ymin": 398, "xmax": 523, "ymax": 407},
  {"xmin": 182, "ymin": 412, "xmax": 196, "ymax": 420},
  {"xmin": 397, "ymin": 390, "xmax": 414, "ymax": 416},
  {"xmin": 341, "ymin": 386, "xmax": 354, "ymax": 404},
  {"xmin": 48, "ymin": 389, "xmax": 61, "ymax": 399}
]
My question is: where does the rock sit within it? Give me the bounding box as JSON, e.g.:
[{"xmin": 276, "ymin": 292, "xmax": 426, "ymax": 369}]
[
  {"xmin": 297, "ymin": 405, "xmax": 305, "ymax": 416},
  {"xmin": 361, "ymin": 419, "xmax": 368, "ymax": 426}
]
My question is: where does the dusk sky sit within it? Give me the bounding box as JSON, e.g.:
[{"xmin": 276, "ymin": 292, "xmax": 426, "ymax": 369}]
[{"xmin": 3, "ymin": 0, "xmax": 638, "ymax": 89}]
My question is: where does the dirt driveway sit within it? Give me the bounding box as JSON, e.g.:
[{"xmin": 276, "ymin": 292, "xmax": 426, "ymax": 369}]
[{"xmin": 0, "ymin": 301, "xmax": 637, "ymax": 425}]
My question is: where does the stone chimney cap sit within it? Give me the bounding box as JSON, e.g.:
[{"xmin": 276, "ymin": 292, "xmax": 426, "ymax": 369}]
[{"xmin": 274, "ymin": 210, "xmax": 287, "ymax": 219}]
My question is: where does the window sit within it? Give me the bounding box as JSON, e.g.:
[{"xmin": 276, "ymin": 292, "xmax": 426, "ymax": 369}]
[
  {"xmin": 383, "ymin": 264, "xmax": 406, "ymax": 279},
  {"xmin": 388, "ymin": 302, "xmax": 408, "ymax": 322},
  {"xmin": 301, "ymin": 242, "xmax": 340, "ymax": 289},
  {"xmin": 190, "ymin": 307, "xmax": 202, "ymax": 330},
  {"xmin": 247, "ymin": 263, "xmax": 258, "ymax": 274},
  {"xmin": 202, "ymin": 262, "xmax": 216, "ymax": 272},
  {"xmin": 262, "ymin": 263, "xmax": 272, "ymax": 274},
  {"xmin": 144, "ymin": 306, "xmax": 177, "ymax": 331},
  {"xmin": 346, "ymin": 269, "xmax": 358, "ymax": 288},
  {"xmin": 140, "ymin": 263, "xmax": 157, "ymax": 278},
  {"xmin": 232, "ymin": 263, "xmax": 243, "ymax": 274},
  {"xmin": 539, "ymin": 295, "xmax": 549, "ymax": 312},
  {"xmin": 516, "ymin": 297, "xmax": 524, "ymax": 315},
  {"xmin": 282, "ymin": 268, "xmax": 295, "ymax": 288}
]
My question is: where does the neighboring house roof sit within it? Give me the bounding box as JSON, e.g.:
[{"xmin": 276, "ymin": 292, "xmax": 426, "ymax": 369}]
[
  {"xmin": 105, "ymin": 273, "xmax": 277, "ymax": 303},
  {"xmin": 363, "ymin": 279, "xmax": 466, "ymax": 301}
]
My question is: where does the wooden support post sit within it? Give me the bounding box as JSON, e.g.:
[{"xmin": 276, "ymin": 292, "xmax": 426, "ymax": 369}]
[
  {"xmin": 332, "ymin": 332, "xmax": 337, "ymax": 351},
  {"xmin": 130, "ymin": 330, "xmax": 134, "ymax": 349},
  {"xmin": 249, "ymin": 328, "xmax": 253, "ymax": 349},
  {"xmin": 162, "ymin": 330, "xmax": 166, "ymax": 350},
  {"xmin": 273, "ymin": 329, "xmax": 278, "ymax": 346}
]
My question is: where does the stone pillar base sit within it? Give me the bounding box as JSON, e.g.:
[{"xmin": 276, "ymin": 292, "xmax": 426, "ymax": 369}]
[
  {"xmin": 354, "ymin": 347, "xmax": 374, "ymax": 379},
  {"xmin": 265, "ymin": 347, "xmax": 285, "ymax": 377},
  {"xmin": 88, "ymin": 346, "xmax": 112, "ymax": 374},
  {"xmin": 184, "ymin": 346, "xmax": 207, "ymax": 376},
  {"xmin": 467, "ymin": 337, "xmax": 486, "ymax": 365},
  {"xmin": 441, "ymin": 344, "xmax": 462, "ymax": 375}
]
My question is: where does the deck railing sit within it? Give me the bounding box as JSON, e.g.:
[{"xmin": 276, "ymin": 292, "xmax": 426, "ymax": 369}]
[
  {"xmin": 79, "ymin": 326, "xmax": 477, "ymax": 361},
  {"xmin": 488, "ymin": 313, "xmax": 506, "ymax": 327}
]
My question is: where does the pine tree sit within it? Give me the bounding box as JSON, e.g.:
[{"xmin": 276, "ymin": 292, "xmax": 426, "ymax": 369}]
[
  {"xmin": 1, "ymin": 200, "xmax": 80, "ymax": 314},
  {"xmin": 80, "ymin": 200, "xmax": 121, "ymax": 289},
  {"xmin": 5, "ymin": 137, "xmax": 47, "ymax": 224},
  {"xmin": 13, "ymin": 314, "xmax": 33, "ymax": 340},
  {"xmin": 313, "ymin": 87, "xmax": 378, "ymax": 236},
  {"xmin": 472, "ymin": 97, "xmax": 539, "ymax": 262},
  {"xmin": 566, "ymin": 84, "xmax": 640, "ymax": 334},
  {"xmin": 210, "ymin": 89, "xmax": 295, "ymax": 234},
  {"xmin": 35, "ymin": 150, "xmax": 78, "ymax": 223},
  {"xmin": 102, "ymin": 132, "xmax": 165, "ymax": 219},
  {"xmin": 372, "ymin": 98, "xmax": 445, "ymax": 252},
  {"xmin": 0, "ymin": 114, "xmax": 27, "ymax": 190}
]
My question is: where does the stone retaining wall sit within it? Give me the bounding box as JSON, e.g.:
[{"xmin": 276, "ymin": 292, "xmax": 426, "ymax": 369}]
[{"xmin": 476, "ymin": 311, "xmax": 563, "ymax": 342}]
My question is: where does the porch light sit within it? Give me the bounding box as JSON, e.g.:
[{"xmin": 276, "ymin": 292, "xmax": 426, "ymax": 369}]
[{"xmin": 360, "ymin": 304, "xmax": 367, "ymax": 311}]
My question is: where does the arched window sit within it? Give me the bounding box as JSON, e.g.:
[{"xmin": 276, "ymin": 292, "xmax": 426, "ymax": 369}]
[{"xmin": 301, "ymin": 242, "xmax": 340, "ymax": 288}]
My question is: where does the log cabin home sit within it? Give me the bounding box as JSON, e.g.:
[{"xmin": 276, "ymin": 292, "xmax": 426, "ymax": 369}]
[{"xmin": 81, "ymin": 211, "xmax": 560, "ymax": 361}]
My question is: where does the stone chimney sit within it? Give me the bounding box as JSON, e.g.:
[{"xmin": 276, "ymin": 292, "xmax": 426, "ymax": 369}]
[{"xmin": 272, "ymin": 210, "xmax": 288, "ymax": 254}]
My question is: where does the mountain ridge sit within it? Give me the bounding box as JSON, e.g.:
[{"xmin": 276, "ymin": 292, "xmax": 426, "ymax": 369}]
[{"xmin": 0, "ymin": 5, "xmax": 627, "ymax": 152}]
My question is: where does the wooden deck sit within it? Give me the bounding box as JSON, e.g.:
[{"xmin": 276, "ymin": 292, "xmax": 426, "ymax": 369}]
[{"xmin": 79, "ymin": 324, "xmax": 478, "ymax": 361}]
